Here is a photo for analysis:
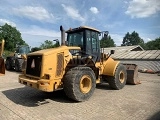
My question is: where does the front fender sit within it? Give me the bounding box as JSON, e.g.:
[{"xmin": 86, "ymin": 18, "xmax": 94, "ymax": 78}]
[{"xmin": 102, "ymin": 57, "xmax": 120, "ymax": 76}]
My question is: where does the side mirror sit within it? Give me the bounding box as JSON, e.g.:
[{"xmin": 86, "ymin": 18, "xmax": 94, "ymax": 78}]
[
  {"xmin": 110, "ymin": 50, "xmax": 115, "ymax": 54},
  {"xmin": 104, "ymin": 31, "xmax": 109, "ymax": 38}
]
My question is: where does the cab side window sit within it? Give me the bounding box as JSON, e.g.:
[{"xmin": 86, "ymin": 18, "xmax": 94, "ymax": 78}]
[
  {"xmin": 86, "ymin": 31, "xmax": 91, "ymax": 52},
  {"xmin": 91, "ymin": 32, "xmax": 98, "ymax": 53},
  {"xmin": 86, "ymin": 30, "xmax": 99, "ymax": 53},
  {"xmin": 68, "ymin": 32, "xmax": 83, "ymax": 47}
]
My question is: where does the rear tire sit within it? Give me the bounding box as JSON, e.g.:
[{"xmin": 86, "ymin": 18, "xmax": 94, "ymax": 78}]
[
  {"xmin": 63, "ymin": 67, "xmax": 96, "ymax": 102},
  {"xmin": 6, "ymin": 59, "xmax": 12, "ymax": 70},
  {"xmin": 15, "ymin": 59, "xmax": 23, "ymax": 72},
  {"xmin": 108, "ymin": 64, "xmax": 127, "ymax": 90}
]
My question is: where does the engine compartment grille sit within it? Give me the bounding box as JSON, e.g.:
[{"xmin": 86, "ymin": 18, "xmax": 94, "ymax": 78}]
[
  {"xmin": 56, "ymin": 53, "xmax": 64, "ymax": 76},
  {"xmin": 26, "ymin": 55, "xmax": 42, "ymax": 77}
]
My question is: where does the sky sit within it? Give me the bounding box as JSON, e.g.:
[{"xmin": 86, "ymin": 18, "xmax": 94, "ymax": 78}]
[{"xmin": 0, "ymin": 0, "xmax": 160, "ymax": 47}]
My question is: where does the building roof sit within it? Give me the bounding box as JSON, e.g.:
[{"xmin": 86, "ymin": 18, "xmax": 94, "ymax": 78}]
[
  {"xmin": 103, "ymin": 45, "xmax": 144, "ymax": 53},
  {"xmin": 110, "ymin": 50, "xmax": 160, "ymax": 60},
  {"xmin": 103, "ymin": 45, "xmax": 160, "ymax": 60}
]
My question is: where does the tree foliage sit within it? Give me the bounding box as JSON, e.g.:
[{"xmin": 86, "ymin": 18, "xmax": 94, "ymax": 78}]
[
  {"xmin": 121, "ymin": 31, "xmax": 144, "ymax": 46},
  {"xmin": 40, "ymin": 40, "xmax": 60, "ymax": 49},
  {"xmin": 31, "ymin": 47, "xmax": 42, "ymax": 52},
  {"xmin": 100, "ymin": 35, "xmax": 115, "ymax": 48},
  {"xmin": 145, "ymin": 37, "xmax": 160, "ymax": 50},
  {"xmin": 0, "ymin": 23, "xmax": 26, "ymax": 51}
]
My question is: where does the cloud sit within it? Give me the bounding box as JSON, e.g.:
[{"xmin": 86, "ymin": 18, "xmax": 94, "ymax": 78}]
[
  {"xmin": 104, "ymin": 22, "xmax": 124, "ymax": 29},
  {"xmin": 21, "ymin": 25, "xmax": 60, "ymax": 38},
  {"xmin": 125, "ymin": 0, "xmax": 160, "ymax": 18},
  {"xmin": 110, "ymin": 34, "xmax": 123, "ymax": 46},
  {"xmin": 13, "ymin": 6, "xmax": 55, "ymax": 22},
  {"xmin": 20, "ymin": 25, "xmax": 61, "ymax": 47},
  {"xmin": 0, "ymin": 19, "xmax": 16, "ymax": 27},
  {"xmin": 61, "ymin": 4, "xmax": 85, "ymax": 22},
  {"xmin": 90, "ymin": 7, "xmax": 99, "ymax": 14},
  {"xmin": 146, "ymin": 38, "xmax": 151, "ymax": 42},
  {"xmin": 22, "ymin": 34, "xmax": 60, "ymax": 48},
  {"xmin": 140, "ymin": 33, "xmax": 159, "ymax": 43},
  {"xmin": 124, "ymin": 1, "xmax": 128, "ymax": 4}
]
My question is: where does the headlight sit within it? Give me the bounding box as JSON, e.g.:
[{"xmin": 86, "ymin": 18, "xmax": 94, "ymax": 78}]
[{"xmin": 44, "ymin": 74, "xmax": 50, "ymax": 80}]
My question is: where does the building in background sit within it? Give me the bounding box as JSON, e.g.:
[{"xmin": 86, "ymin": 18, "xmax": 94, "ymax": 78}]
[{"xmin": 103, "ymin": 45, "xmax": 160, "ymax": 73}]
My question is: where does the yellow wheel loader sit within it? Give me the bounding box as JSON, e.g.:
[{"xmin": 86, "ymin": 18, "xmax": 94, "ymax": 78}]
[
  {"xmin": 0, "ymin": 39, "xmax": 5, "ymax": 76},
  {"xmin": 19, "ymin": 26, "xmax": 139, "ymax": 102}
]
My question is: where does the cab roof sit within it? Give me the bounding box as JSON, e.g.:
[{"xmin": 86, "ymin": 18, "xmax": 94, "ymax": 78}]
[{"xmin": 66, "ymin": 26, "xmax": 100, "ymax": 33}]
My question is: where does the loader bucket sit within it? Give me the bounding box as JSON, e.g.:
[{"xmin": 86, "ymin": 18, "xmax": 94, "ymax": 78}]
[
  {"xmin": 0, "ymin": 57, "xmax": 5, "ymax": 76},
  {"xmin": 123, "ymin": 64, "xmax": 140, "ymax": 85}
]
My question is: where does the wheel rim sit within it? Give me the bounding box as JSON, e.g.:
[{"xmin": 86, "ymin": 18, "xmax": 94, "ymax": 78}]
[
  {"xmin": 80, "ymin": 75, "xmax": 92, "ymax": 93},
  {"xmin": 119, "ymin": 71, "xmax": 125, "ymax": 83}
]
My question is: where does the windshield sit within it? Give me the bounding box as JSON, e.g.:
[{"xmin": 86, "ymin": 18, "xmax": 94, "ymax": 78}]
[
  {"xmin": 17, "ymin": 46, "xmax": 30, "ymax": 54},
  {"xmin": 67, "ymin": 31, "xmax": 83, "ymax": 47}
]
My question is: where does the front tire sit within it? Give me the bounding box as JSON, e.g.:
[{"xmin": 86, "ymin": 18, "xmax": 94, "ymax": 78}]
[
  {"xmin": 108, "ymin": 64, "xmax": 127, "ymax": 90},
  {"xmin": 63, "ymin": 67, "xmax": 96, "ymax": 102}
]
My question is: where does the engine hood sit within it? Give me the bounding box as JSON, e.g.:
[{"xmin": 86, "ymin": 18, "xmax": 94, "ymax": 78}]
[{"xmin": 28, "ymin": 46, "xmax": 80, "ymax": 56}]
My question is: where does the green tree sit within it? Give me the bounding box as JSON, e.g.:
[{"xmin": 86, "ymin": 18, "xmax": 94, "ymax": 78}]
[
  {"xmin": 100, "ymin": 35, "xmax": 115, "ymax": 48},
  {"xmin": 53, "ymin": 41, "xmax": 60, "ymax": 48},
  {"xmin": 121, "ymin": 31, "xmax": 144, "ymax": 46},
  {"xmin": 145, "ymin": 37, "xmax": 160, "ymax": 50},
  {"xmin": 0, "ymin": 23, "xmax": 26, "ymax": 51},
  {"xmin": 40, "ymin": 40, "xmax": 60, "ymax": 49},
  {"xmin": 31, "ymin": 47, "xmax": 41, "ymax": 52}
]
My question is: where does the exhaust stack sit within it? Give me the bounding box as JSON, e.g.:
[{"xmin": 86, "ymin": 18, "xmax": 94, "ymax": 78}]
[{"xmin": 60, "ymin": 26, "xmax": 65, "ymax": 46}]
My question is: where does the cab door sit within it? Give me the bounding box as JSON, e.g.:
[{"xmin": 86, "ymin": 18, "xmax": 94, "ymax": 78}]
[{"xmin": 85, "ymin": 30, "xmax": 100, "ymax": 62}]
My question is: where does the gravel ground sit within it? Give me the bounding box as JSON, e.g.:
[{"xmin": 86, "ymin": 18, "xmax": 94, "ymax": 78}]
[{"xmin": 0, "ymin": 70, "xmax": 160, "ymax": 120}]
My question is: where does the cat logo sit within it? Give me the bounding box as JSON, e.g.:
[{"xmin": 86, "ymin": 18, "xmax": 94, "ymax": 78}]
[{"xmin": 31, "ymin": 59, "xmax": 35, "ymax": 68}]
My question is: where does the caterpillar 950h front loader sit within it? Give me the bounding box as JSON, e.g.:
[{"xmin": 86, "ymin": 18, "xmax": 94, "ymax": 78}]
[
  {"xmin": 19, "ymin": 26, "xmax": 139, "ymax": 102},
  {"xmin": 0, "ymin": 39, "xmax": 5, "ymax": 76}
]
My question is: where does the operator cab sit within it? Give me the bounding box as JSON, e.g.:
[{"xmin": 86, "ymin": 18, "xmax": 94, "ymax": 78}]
[
  {"xmin": 15, "ymin": 46, "xmax": 30, "ymax": 54},
  {"xmin": 66, "ymin": 26, "xmax": 101, "ymax": 62}
]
